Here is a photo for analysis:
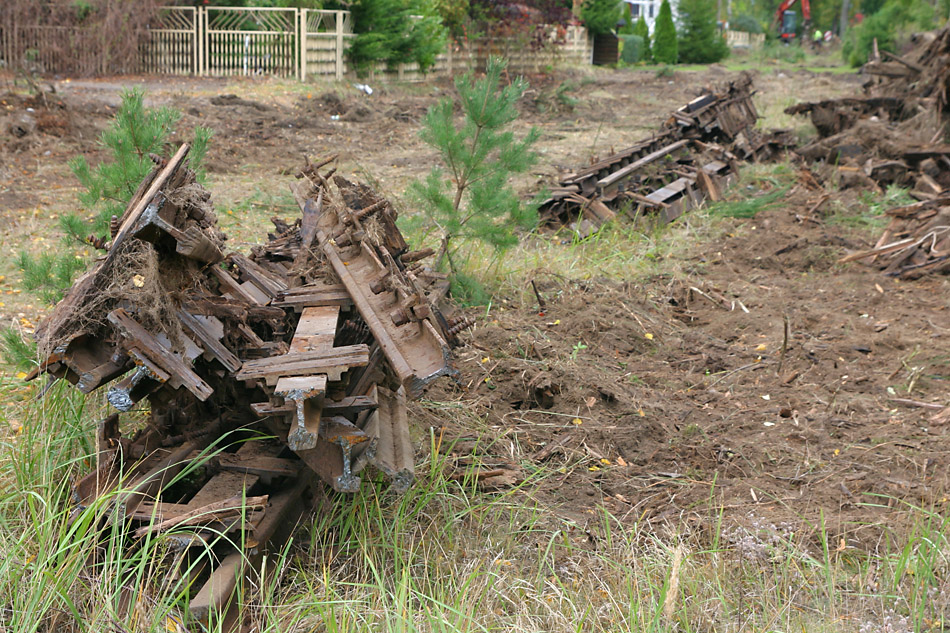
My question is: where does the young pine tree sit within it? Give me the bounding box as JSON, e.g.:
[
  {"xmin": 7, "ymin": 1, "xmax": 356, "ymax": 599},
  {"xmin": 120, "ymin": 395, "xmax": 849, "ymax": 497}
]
[
  {"xmin": 653, "ymin": 0, "xmax": 678, "ymax": 64},
  {"xmin": 409, "ymin": 57, "xmax": 540, "ymax": 302},
  {"xmin": 17, "ymin": 87, "xmax": 211, "ymax": 305},
  {"xmin": 633, "ymin": 15, "xmax": 652, "ymax": 61},
  {"xmin": 677, "ymin": 0, "xmax": 729, "ymax": 63},
  {"xmin": 67, "ymin": 87, "xmax": 212, "ymax": 243}
]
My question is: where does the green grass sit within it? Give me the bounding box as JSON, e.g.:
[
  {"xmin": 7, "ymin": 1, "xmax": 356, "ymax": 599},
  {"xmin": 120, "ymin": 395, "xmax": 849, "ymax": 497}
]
[
  {"xmin": 828, "ymin": 185, "xmax": 916, "ymax": 230},
  {"xmin": 1, "ymin": 385, "xmax": 945, "ymax": 632}
]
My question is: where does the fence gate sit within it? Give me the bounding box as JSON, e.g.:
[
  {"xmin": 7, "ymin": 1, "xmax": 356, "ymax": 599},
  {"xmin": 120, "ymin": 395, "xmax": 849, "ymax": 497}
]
[
  {"xmin": 142, "ymin": 7, "xmax": 198, "ymax": 76},
  {"xmin": 300, "ymin": 9, "xmax": 353, "ymax": 81},
  {"xmin": 200, "ymin": 7, "xmax": 298, "ymax": 78}
]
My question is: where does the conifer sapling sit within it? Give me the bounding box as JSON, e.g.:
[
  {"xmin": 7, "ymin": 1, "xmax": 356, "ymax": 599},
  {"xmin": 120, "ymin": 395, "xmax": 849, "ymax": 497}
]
[
  {"xmin": 653, "ymin": 0, "xmax": 678, "ymax": 64},
  {"xmin": 17, "ymin": 87, "xmax": 211, "ymax": 305},
  {"xmin": 409, "ymin": 57, "xmax": 539, "ymax": 300}
]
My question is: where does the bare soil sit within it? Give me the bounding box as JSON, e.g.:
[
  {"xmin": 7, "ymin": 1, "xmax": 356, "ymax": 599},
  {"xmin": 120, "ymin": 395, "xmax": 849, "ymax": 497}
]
[{"xmin": 2, "ymin": 62, "xmax": 945, "ymax": 548}]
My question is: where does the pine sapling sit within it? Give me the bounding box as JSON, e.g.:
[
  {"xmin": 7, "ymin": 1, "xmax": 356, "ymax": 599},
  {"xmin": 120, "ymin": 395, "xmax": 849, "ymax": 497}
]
[
  {"xmin": 16, "ymin": 87, "xmax": 212, "ymax": 306},
  {"xmin": 409, "ymin": 57, "xmax": 540, "ymax": 301},
  {"xmin": 634, "ymin": 15, "xmax": 652, "ymax": 61}
]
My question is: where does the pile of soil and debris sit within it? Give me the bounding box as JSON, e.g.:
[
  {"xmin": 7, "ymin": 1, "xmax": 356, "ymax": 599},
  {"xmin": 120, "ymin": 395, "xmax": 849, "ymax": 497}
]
[
  {"xmin": 787, "ymin": 24, "xmax": 950, "ymax": 196},
  {"xmin": 421, "ymin": 181, "xmax": 950, "ymax": 546}
]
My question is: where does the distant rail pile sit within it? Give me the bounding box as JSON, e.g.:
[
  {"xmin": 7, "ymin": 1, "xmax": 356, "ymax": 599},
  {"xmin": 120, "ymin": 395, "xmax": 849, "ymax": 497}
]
[
  {"xmin": 539, "ymin": 74, "xmax": 793, "ymax": 236},
  {"xmin": 786, "ymin": 23, "xmax": 950, "ymax": 278}
]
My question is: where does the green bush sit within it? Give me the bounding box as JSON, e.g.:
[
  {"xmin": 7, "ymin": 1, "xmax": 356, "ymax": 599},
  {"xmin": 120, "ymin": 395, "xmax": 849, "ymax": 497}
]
[
  {"xmin": 842, "ymin": 0, "xmax": 935, "ymax": 67},
  {"xmin": 633, "ymin": 15, "xmax": 652, "ymax": 61},
  {"xmin": 581, "ymin": 0, "xmax": 622, "ymax": 36},
  {"xmin": 732, "ymin": 13, "xmax": 762, "ymax": 34},
  {"xmin": 620, "ymin": 34, "xmax": 645, "ymax": 63},
  {"xmin": 348, "ymin": 0, "xmax": 447, "ymax": 76},
  {"xmin": 677, "ymin": 0, "xmax": 729, "ymax": 63},
  {"xmin": 653, "ymin": 0, "xmax": 678, "ymax": 64}
]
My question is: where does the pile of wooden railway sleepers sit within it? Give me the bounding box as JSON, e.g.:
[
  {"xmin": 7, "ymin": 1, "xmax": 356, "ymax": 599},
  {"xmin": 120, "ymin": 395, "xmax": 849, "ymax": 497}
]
[
  {"xmin": 28, "ymin": 145, "xmax": 468, "ymax": 621},
  {"xmin": 539, "ymin": 74, "xmax": 793, "ymax": 236},
  {"xmin": 786, "ymin": 24, "xmax": 950, "ymax": 196},
  {"xmin": 839, "ymin": 196, "xmax": 950, "ymax": 278}
]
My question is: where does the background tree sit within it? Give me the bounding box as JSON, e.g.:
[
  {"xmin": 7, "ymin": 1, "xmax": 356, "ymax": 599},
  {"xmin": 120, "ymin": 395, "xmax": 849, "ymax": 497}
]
[
  {"xmin": 653, "ymin": 0, "xmax": 678, "ymax": 64},
  {"xmin": 618, "ymin": 3, "xmax": 635, "ymax": 34},
  {"xmin": 841, "ymin": 0, "xmax": 938, "ymax": 66},
  {"xmin": 580, "ymin": 0, "xmax": 621, "ymax": 35},
  {"xmin": 408, "ymin": 58, "xmax": 540, "ymax": 303},
  {"xmin": 348, "ymin": 0, "xmax": 446, "ymax": 76},
  {"xmin": 731, "ymin": 13, "xmax": 762, "ymax": 34},
  {"xmin": 633, "ymin": 14, "xmax": 652, "ymax": 61},
  {"xmin": 677, "ymin": 0, "xmax": 729, "ymax": 63}
]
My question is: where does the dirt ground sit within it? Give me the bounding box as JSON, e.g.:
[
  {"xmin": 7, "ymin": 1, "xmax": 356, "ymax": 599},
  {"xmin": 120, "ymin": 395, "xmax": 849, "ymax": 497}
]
[{"xmin": 2, "ymin": 58, "xmax": 946, "ymax": 550}]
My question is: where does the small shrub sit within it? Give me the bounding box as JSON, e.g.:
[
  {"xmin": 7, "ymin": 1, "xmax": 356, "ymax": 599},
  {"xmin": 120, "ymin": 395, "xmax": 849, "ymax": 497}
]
[
  {"xmin": 621, "ymin": 34, "xmax": 645, "ymax": 64},
  {"xmin": 653, "ymin": 0, "xmax": 678, "ymax": 64}
]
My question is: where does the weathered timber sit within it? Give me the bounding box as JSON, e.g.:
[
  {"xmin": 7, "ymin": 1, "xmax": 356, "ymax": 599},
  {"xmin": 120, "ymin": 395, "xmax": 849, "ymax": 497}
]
[
  {"xmin": 236, "ymin": 345, "xmax": 369, "ymax": 383},
  {"xmin": 107, "ymin": 309, "xmax": 213, "ymax": 401},
  {"xmin": 271, "ymin": 284, "xmax": 352, "ymax": 311},
  {"xmin": 319, "ymin": 235, "xmax": 452, "ymax": 396}
]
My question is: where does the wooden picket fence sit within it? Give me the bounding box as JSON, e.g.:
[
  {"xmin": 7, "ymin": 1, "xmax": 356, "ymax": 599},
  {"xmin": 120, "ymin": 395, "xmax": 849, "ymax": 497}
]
[
  {"xmin": 1, "ymin": 6, "xmax": 590, "ymax": 81},
  {"xmin": 725, "ymin": 30, "xmax": 766, "ymax": 48}
]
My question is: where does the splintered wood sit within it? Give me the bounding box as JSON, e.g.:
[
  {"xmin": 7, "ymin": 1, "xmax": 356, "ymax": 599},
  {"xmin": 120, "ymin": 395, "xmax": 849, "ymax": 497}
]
[
  {"xmin": 30, "ymin": 146, "xmax": 468, "ymax": 621},
  {"xmin": 840, "ymin": 198, "xmax": 950, "ymax": 278},
  {"xmin": 786, "ymin": 23, "xmax": 950, "ymax": 199},
  {"xmin": 539, "ymin": 74, "xmax": 792, "ymax": 236}
]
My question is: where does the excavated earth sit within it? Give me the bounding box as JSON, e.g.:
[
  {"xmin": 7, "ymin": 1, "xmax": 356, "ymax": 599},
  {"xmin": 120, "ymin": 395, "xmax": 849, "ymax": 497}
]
[{"xmin": 1, "ymin": 63, "xmax": 947, "ymax": 549}]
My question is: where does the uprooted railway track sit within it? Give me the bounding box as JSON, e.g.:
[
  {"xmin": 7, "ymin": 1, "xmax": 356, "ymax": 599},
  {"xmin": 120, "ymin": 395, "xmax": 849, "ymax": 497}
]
[
  {"xmin": 28, "ymin": 148, "xmax": 470, "ymax": 623},
  {"xmin": 538, "ymin": 74, "xmax": 793, "ymax": 236}
]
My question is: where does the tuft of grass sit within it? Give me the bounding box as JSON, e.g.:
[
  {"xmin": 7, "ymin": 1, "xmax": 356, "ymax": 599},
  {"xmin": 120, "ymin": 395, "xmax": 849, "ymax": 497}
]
[
  {"xmin": 829, "ymin": 185, "xmax": 916, "ymax": 231},
  {"xmin": 707, "ymin": 185, "xmax": 789, "ymax": 218}
]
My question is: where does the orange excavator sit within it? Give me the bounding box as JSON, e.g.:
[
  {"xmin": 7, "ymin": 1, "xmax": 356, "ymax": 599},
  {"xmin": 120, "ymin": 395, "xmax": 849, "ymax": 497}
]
[{"xmin": 773, "ymin": 0, "xmax": 811, "ymax": 43}]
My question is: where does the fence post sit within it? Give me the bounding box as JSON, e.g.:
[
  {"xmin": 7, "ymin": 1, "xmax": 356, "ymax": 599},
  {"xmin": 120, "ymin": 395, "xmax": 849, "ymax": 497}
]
[
  {"xmin": 197, "ymin": 6, "xmax": 204, "ymax": 76},
  {"xmin": 335, "ymin": 10, "xmax": 344, "ymax": 80},
  {"xmin": 299, "ymin": 8, "xmax": 305, "ymax": 81},
  {"xmin": 192, "ymin": 7, "xmax": 199, "ymax": 76}
]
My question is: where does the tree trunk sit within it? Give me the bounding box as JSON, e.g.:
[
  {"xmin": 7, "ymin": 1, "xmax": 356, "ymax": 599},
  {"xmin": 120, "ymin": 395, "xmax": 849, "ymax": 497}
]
[{"xmin": 839, "ymin": 0, "xmax": 850, "ymax": 37}]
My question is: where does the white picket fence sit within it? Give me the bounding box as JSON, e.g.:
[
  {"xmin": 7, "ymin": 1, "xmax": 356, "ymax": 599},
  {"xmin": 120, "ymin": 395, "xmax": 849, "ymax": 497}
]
[{"xmin": 2, "ymin": 6, "xmax": 590, "ymax": 81}]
